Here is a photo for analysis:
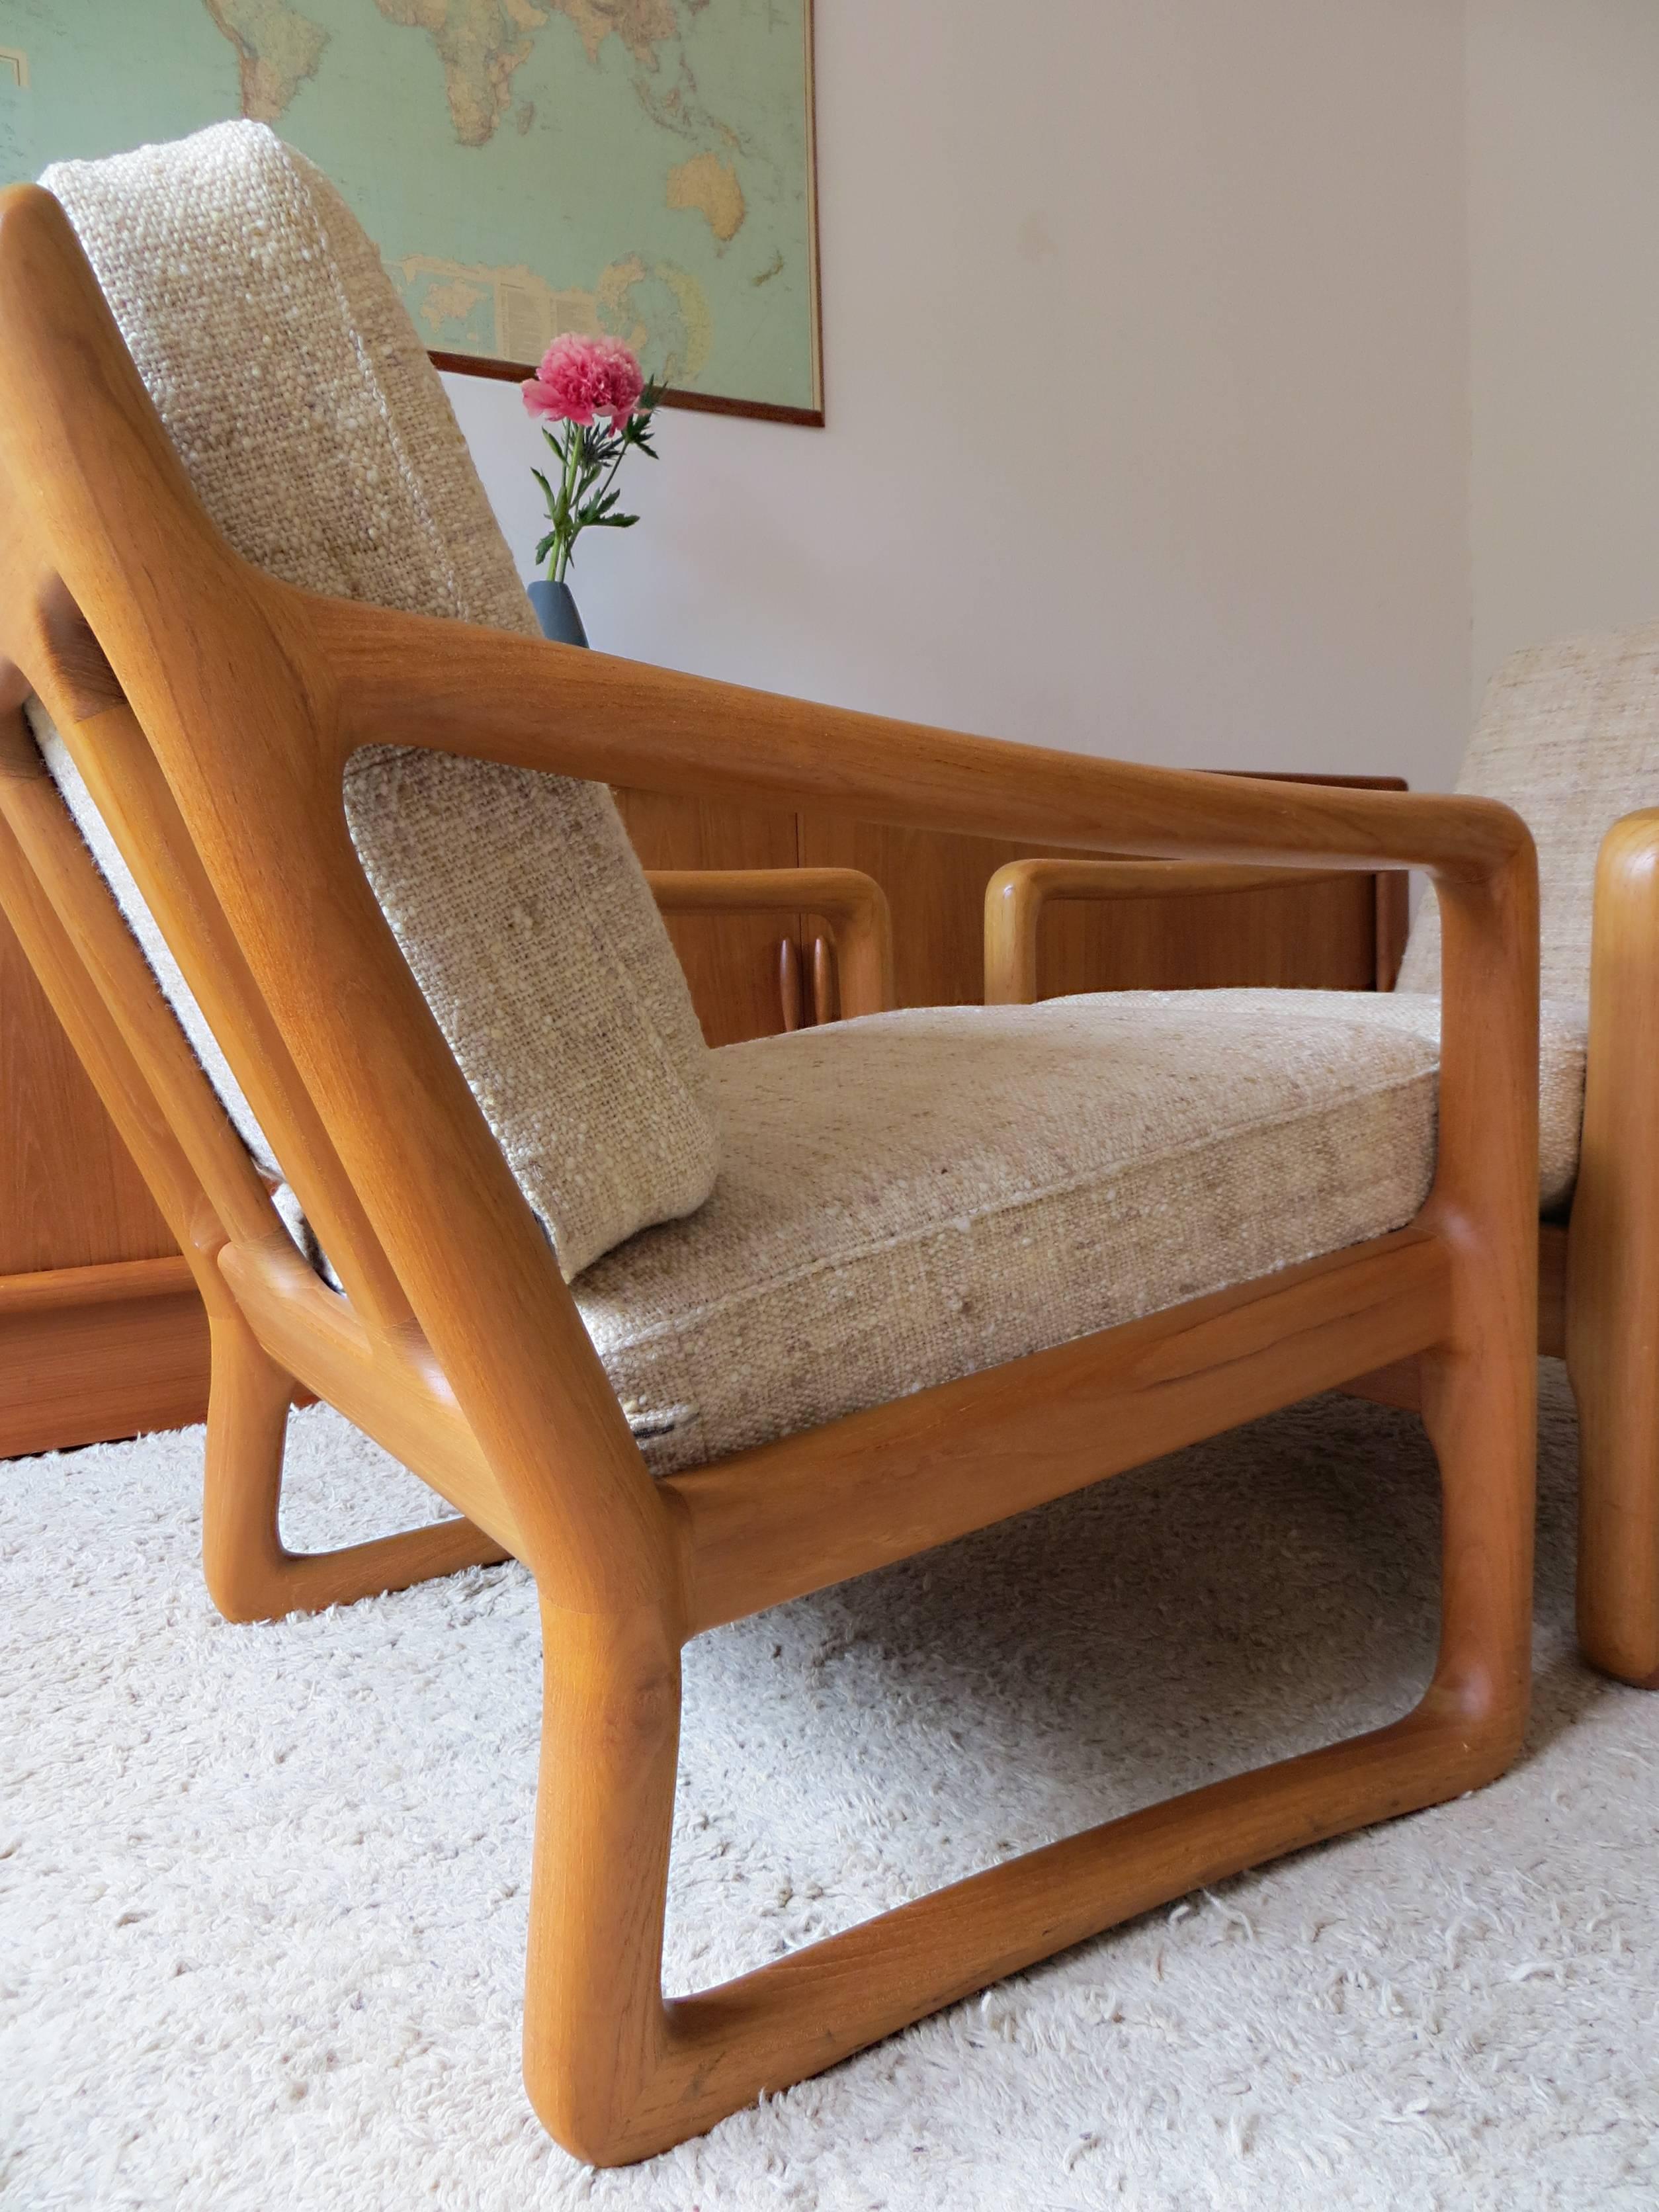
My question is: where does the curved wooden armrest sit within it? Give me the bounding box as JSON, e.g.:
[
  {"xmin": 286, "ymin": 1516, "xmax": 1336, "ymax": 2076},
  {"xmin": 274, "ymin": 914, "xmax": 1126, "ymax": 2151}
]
[
  {"xmin": 984, "ymin": 858, "xmax": 1335, "ymax": 1005},
  {"xmin": 645, "ymin": 866, "xmax": 894, "ymax": 1017},
  {"xmin": 302, "ymin": 596, "xmax": 1521, "ymax": 890}
]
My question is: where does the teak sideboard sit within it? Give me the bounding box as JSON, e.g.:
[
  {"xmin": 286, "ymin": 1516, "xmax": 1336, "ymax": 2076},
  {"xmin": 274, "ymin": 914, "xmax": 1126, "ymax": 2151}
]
[{"xmin": 0, "ymin": 772, "xmax": 1405, "ymax": 1458}]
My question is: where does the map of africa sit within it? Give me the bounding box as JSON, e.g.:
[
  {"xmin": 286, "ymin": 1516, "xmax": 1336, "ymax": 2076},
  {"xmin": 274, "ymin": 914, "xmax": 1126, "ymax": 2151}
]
[{"xmin": 0, "ymin": 0, "xmax": 820, "ymax": 417}]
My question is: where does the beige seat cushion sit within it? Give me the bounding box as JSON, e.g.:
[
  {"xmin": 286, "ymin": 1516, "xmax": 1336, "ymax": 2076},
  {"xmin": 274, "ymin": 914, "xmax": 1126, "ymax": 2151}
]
[
  {"xmin": 579, "ymin": 988, "xmax": 1589, "ymax": 1478},
  {"xmin": 32, "ymin": 120, "xmax": 716, "ymax": 1279},
  {"xmin": 1309, "ymin": 990, "xmax": 1587, "ymax": 1214},
  {"xmin": 574, "ymin": 992, "xmax": 1405, "ymax": 1475},
  {"xmin": 1400, "ymin": 622, "xmax": 1659, "ymax": 1004}
]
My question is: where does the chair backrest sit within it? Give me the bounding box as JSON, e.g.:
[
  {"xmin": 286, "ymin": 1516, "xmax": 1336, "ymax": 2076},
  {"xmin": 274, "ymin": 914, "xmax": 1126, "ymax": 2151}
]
[
  {"xmin": 30, "ymin": 121, "xmax": 717, "ymax": 1279},
  {"xmin": 1397, "ymin": 622, "xmax": 1659, "ymax": 1003},
  {"xmin": 0, "ymin": 161, "xmax": 679, "ymax": 1597}
]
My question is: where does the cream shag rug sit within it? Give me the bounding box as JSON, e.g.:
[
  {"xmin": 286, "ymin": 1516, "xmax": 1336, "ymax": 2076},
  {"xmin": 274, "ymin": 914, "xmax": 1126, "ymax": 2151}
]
[{"xmin": 1, "ymin": 1365, "xmax": 1655, "ymax": 2211}]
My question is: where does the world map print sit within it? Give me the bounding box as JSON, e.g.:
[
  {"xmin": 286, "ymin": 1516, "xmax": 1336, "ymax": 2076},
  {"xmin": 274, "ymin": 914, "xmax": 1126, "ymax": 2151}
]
[{"xmin": 0, "ymin": 0, "xmax": 820, "ymax": 419}]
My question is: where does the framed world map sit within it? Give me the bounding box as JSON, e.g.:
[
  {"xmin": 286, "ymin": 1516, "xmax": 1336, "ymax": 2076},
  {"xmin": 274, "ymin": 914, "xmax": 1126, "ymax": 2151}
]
[{"xmin": 0, "ymin": 0, "xmax": 822, "ymax": 425}]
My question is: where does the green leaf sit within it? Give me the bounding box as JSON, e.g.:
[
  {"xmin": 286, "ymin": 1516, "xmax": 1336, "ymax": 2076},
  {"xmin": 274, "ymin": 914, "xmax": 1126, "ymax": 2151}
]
[{"xmin": 534, "ymin": 530, "xmax": 559, "ymax": 563}]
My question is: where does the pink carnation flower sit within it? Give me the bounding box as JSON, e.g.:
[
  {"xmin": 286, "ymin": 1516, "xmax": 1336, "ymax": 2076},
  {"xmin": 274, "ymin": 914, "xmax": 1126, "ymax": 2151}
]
[{"xmin": 522, "ymin": 333, "xmax": 646, "ymax": 431}]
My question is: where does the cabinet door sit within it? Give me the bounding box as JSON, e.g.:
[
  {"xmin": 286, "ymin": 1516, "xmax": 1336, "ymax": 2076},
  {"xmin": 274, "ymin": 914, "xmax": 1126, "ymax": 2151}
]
[
  {"xmin": 0, "ymin": 903, "xmax": 176, "ymax": 1274},
  {"xmin": 611, "ymin": 788, "xmax": 803, "ymax": 1045},
  {"xmin": 1032, "ymin": 869, "xmax": 1386, "ymax": 993},
  {"xmin": 798, "ymin": 816, "xmax": 1023, "ymax": 1008},
  {"xmin": 0, "ymin": 902, "xmax": 208, "ymax": 1458}
]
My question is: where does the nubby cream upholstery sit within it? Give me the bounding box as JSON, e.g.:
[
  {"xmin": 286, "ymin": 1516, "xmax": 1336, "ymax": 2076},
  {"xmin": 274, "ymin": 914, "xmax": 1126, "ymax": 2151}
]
[
  {"xmin": 1383, "ymin": 622, "xmax": 1659, "ymax": 1223},
  {"xmin": 588, "ymin": 994, "xmax": 1445, "ymax": 1473},
  {"xmin": 583, "ymin": 991, "xmax": 1586, "ymax": 1474},
  {"xmin": 32, "ymin": 122, "xmax": 717, "ymax": 1280},
  {"xmin": 1399, "ymin": 622, "xmax": 1659, "ymax": 1002},
  {"xmin": 1318, "ymin": 622, "xmax": 1659, "ymax": 1225}
]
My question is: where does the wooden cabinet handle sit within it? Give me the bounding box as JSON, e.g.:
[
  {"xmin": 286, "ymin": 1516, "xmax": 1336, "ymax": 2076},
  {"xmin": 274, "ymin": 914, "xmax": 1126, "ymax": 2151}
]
[
  {"xmin": 809, "ymin": 935, "xmax": 837, "ymax": 1025},
  {"xmin": 780, "ymin": 936, "xmax": 840, "ymax": 1029},
  {"xmin": 778, "ymin": 935, "xmax": 804, "ymax": 1032}
]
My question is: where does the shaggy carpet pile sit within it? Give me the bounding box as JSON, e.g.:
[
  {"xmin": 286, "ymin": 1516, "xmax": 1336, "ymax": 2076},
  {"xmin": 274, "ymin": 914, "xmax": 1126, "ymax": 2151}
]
[{"xmin": 1, "ymin": 1364, "xmax": 1655, "ymax": 2209}]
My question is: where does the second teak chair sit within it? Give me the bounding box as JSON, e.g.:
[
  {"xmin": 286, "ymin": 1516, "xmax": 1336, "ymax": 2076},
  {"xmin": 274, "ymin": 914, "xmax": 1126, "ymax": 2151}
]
[{"xmin": 988, "ymin": 633, "xmax": 1659, "ymax": 1692}]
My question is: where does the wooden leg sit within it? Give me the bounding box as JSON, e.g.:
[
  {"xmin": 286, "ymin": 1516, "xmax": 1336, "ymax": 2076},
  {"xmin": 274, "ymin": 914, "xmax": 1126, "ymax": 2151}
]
[
  {"xmin": 1562, "ymin": 815, "xmax": 1659, "ymax": 1686},
  {"xmin": 519, "ymin": 1331, "xmax": 1533, "ymax": 2168},
  {"xmin": 1416, "ymin": 1338, "xmax": 1534, "ymax": 1752},
  {"xmin": 1568, "ymin": 1316, "xmax": 1659, "ymax": 1689},
  {"xmin": 202, "ymin": 1312, "xmax": 509, "ymax": 1624},
  {"xmin": 522, "ymin": 1599, "xmax": 681, "ymax": 2164}
]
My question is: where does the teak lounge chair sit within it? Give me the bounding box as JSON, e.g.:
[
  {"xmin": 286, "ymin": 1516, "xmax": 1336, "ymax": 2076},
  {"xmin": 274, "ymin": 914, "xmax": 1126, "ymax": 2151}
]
[
  {"xmin": 987, "ymin": 636, "xmax": 1659, "ymax": 1693},
  {"xmin": 0, "ymin": 127, "xmax": 1538, "ymax": 2165}
]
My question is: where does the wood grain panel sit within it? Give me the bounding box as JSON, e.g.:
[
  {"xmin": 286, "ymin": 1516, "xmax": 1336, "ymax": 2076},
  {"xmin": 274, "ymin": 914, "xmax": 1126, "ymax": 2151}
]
[
  {"xmin": 611, "ymin": 788, "xmax": 801, "ymax": 1045},
  {"xmin": 0, "ymin": 1282, "xmax": 208, "ymax": 1456},
  {"xmin": 1037, "ymin": 869, "xmax": 1379, "ymax": 992},
  {"xmin": 797, "ymin": 815, "xmax": 1013, "ymax": 1007},
  {"xmin": 0, "ymin": 898, "xmax": 175, "ymax": 1273},
  {"xmin": 800, "ymin": 807, "xmax": 1394, "ymax": 1008}
]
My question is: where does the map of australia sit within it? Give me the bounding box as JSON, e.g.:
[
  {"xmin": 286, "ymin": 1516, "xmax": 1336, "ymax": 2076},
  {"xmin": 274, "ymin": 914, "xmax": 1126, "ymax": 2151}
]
[{"xmin": 0, "ymin": 0, "xmax": 820, "ymax": 415}]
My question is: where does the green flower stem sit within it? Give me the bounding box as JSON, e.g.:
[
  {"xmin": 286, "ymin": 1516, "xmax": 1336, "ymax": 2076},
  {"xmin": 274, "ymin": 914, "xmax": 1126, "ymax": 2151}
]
[
  {"xmin": 550, "ymin": 424, "xmax": 584, "ymax": 583},
  {"xmin": 587, "ymin": 437, "xmax": 631, "ymax": 531},
  {"xmin": 536, "ymin": 398, "xmax": 658, "ymax": 582}
]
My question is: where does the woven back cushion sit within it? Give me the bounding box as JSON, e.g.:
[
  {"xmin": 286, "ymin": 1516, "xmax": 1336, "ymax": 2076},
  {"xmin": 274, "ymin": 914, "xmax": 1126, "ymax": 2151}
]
[
  {"xmin": 34, "ymin": 120, "xmax": 717, "ymax": 1279},
  {"xmin": 1398, "ymin": 621, "xmax": 1659, "ymax": 1003}
]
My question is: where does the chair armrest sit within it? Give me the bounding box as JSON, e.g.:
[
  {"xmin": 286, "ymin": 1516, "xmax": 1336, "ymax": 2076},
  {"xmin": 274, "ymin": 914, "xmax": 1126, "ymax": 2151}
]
[
  {"xmin": 308, "ymin": 595, "xmax": 1518, "ymax": 888},
  {"xmin": 644, "ymin": 866, "xmax": 894, "ymax": 1017},
  {"xmin": 984, "ymin": 858, "xmax": 1334, "ymax": 1004},
  {"xmin": 306, "ymin": 599, "xmax": 1534, "ymax": 1285}
]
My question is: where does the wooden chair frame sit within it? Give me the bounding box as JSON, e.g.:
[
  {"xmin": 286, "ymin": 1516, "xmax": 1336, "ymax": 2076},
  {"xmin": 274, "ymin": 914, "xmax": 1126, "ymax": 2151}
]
[
  {"xmin": 986, "ymin": 849, "xmax": 1659, "ymax": 1691},
  {"xmin": 0, "ymin": 184, "xmax": 1539, "ymax": 2166}
]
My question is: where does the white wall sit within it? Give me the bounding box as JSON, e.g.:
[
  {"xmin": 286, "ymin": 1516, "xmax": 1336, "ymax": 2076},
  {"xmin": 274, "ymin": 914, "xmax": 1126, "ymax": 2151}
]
[
  {"xmin": 1467, "ymin": 0, "xmax": 1659, "ymax": 701},
  {"xmin": 448, "ymin": 0, "xmax": 1470, "ymax": 790}
]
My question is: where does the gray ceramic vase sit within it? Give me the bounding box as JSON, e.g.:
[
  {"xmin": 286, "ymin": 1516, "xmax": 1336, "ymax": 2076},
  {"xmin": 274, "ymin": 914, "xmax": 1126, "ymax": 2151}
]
[{"xmin": 527, "ymin": 577, "xmax": 589, "ymax": 647}]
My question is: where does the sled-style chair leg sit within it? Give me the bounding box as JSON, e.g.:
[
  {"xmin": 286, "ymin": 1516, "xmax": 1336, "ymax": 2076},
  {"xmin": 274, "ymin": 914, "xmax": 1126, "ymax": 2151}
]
[
  {"xmin": 0, "ymin": 747, "xmax": 508, "ymax": 1633},
  {"xmin": 519, "ymin": 1259, "xmax": 1532, "ymax": 2165},
  {"xmin": 202, "ymin": 1310, "xmax": 507, "ymax": 1625}
]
